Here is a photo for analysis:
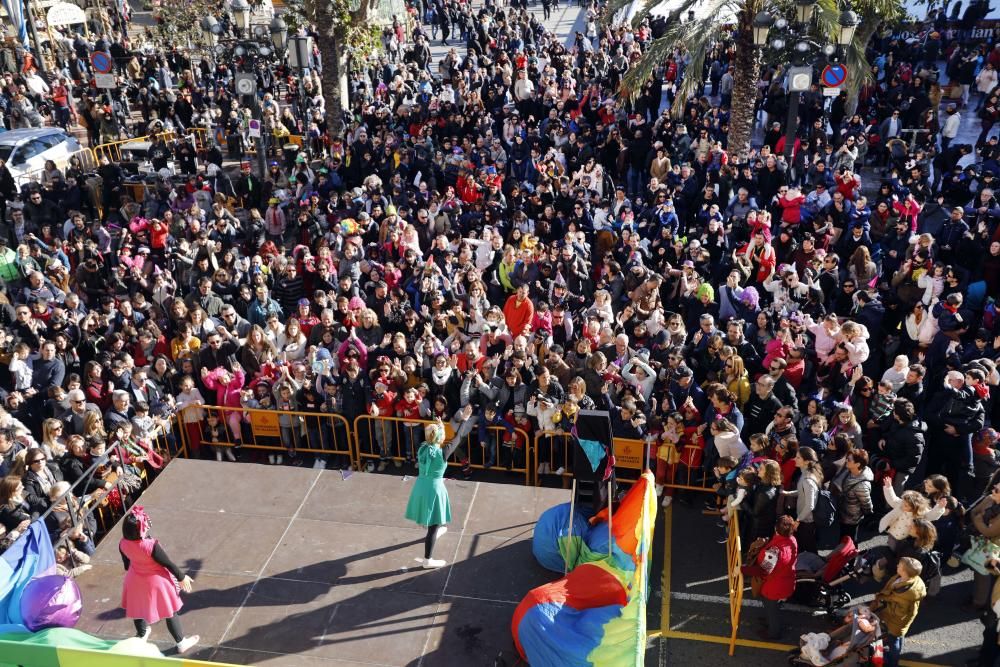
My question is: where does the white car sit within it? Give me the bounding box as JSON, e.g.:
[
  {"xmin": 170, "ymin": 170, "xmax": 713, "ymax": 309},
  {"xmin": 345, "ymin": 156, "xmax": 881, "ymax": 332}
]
[{"xmin": 0, "ymin": 128, "xmax": 84, "ymax": 187}]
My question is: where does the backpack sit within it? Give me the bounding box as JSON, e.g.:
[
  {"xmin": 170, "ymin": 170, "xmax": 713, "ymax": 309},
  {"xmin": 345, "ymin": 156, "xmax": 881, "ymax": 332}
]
[{"xmin": 813, "ymin": 488, "xmax": 838, "ymax": 529}]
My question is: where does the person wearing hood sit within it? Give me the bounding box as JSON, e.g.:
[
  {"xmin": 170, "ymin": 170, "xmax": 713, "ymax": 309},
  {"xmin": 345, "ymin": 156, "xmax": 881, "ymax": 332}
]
[
  {"xmin": 873, "ymin": 557, "xmax": 927, "ymax": 667},
  {"xmin": 834, "ymin": 449, "xmax": 875, "ymax": 543},
  {"xmin": 838, "ymin": 321, "xmax": 870, "ymax": 367},
  {"xmin": 712, "ymin": 419, "xmax": 748, "ymax": 462},
  {"xmin": 878, "ymin": 399, "xmax": 926, "ymax": 495}
]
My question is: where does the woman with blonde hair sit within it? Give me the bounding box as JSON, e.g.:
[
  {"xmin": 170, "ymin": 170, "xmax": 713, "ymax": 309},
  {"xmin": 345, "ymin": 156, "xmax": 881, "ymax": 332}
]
[
  {"xmin": 82, "ymin": 411, "xmax": 107, "ymax": 448},
  {"xmin": 41, "ymin": 418, "xmax": 67, "ymax": 461},
  {"xmin": 404, "ymin": 419, "xmax": 460, "ymax": 568},
  {"xmin": 663, "ymin": 313, "xmax": 688, "ymax": 346},
  {"xmin": 586, "ymin": 290, "xmax": 614, "ymax": 325},
  {"xmin": 723, "ymin": 355, "xmax": 752, "ymax": 409}
]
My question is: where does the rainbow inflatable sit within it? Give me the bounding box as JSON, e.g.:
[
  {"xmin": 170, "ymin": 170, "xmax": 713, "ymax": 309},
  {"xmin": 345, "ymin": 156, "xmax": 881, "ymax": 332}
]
[{"xmin": 512, "ymin": 471, "xmax": 657, "ymax": 667}]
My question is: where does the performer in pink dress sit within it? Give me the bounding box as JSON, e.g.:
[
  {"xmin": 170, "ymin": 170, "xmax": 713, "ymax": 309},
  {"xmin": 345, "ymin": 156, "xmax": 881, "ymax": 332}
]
[{"xmin": 119, "ymin": 506, "xmax": 200, "ymax": 653}]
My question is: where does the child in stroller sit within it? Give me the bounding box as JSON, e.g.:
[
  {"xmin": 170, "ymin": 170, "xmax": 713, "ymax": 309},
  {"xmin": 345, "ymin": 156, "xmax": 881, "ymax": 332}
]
[
  {"xmin": 789, "ymin": 605, "xmax": 881, "ymax": 666},
  {"xmin": 793, "ymin": 536, "xmax": 871, "ymax": 614}
]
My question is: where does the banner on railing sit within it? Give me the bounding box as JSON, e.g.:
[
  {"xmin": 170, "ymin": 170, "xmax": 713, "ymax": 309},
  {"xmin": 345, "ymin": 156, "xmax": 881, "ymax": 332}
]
[
  {"xmin": 249, "ymin": 411, "xmax": 280, "ymax": 438},
  {"xmin": 613, "ymin": 439, "xmax": 646, "ymax": 470}
]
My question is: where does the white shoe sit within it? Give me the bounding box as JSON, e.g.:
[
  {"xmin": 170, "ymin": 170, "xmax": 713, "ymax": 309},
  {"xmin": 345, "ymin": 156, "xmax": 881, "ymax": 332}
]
[
  {"xmin": 176, "ymin": 635, "xmax": 199, "ymax": 654},
  {"xmin": 377, "ymin": 461, "xmax": 388, "ymax": 472},
  {"xmin": 317, "ymin": 459, "xmax": 327, "ymax": 469},
  {"xmin": 554, "ymin": 466, "xmax": 565, "ymax": 476},
  {"xmin": 537, "ymin": 462, "xmax": 546, "ymax": 476},
  {"xmin": 393, "ymin": 459, "xmax": 403, "ymax": 468},
  {"xmin": 224, "ymin": 449, "xmax": 236, "ymax": 462},
  {"xmin": 268, "ymin": 454, "xmax": 276, "ymax": 465},
  {"xmin": 436, "ymin": 526, "xmax": 448, "ymax": 539},
  {"xmin": 661, "ymin": 496, "xmax": 673, "ymax": 508},
  {"xmin": 366, "ymin": 461, "xmax": 376, "ymax": 472},
  {"xmin": 215, "ymin": 451, "xmax": 223, "ymax": 462},
  {"xmin": 139, "ymin": 626, "xmax": 151, "ymax": 641},
  {"xmin": 655, "ymin": 484, "xmax": 664, "ymax": 497},
  {"xmin": 312, "ymin": 459, "xmax": 323, "ymax": 469},
  {"xmin": 414, "ymin": 557, "xmax": 426, "ymax": 566},
  {"xmin": 423, "ymin": 558, "xmax": 447, "ymax": 569}
]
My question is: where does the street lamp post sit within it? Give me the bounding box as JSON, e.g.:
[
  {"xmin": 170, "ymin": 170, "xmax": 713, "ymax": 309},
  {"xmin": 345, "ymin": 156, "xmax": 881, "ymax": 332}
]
[
  {"xmin": 287, "ymin": 33, "xmax": 313, "ymax": 133},
  {"xmin": 203, "ymin": 1, "xmax": 287, "ymax": 178},
  {"xmin": 751, "ymin": 2, "xmax": 862, "ymax": 164}
]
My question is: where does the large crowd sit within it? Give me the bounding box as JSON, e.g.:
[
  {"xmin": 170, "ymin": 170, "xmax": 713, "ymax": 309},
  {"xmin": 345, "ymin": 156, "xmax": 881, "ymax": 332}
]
[{"xmin": 0, "ymin": 0, "xmax": 999, "ymax": 664}]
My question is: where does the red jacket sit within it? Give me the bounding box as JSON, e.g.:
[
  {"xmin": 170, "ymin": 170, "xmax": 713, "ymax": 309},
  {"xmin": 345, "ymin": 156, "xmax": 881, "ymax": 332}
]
[
  {"xmin": 149, "ymin": 221, "xmax": 170, "ymax": 250},
  {"xmin": 503, "ymin": 294, "xmax": 535, "ymax": 337},
  {"xmin": 777, "ymin": 193, "xmax": 805, "ymax": 224},
  {"xmin": 371, "ymin": 389, "xmax": 397, "ymax": 416},
  {"xmin": 395, "ymin": 397, "xmax": 422, "ymax": 421},
  {"xmin": 456, "ymin": 176, "xmax": 482, "ymax": 205},
  {"xmin": 743, "ymin": 533, "xmax": 798, "ymax": 600}
]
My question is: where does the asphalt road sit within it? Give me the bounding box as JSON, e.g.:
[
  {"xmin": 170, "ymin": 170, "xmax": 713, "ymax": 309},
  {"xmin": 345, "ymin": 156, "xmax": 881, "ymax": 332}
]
[{"xmin": 644, "ymin": 499, "xmax": 982, "ymax": 666}]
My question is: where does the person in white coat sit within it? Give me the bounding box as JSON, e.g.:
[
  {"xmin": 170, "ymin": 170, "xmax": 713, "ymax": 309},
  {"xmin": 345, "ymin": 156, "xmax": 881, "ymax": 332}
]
[{"xmin": 977, "ymin": 63, "xmax": 998, "ymax": 110}]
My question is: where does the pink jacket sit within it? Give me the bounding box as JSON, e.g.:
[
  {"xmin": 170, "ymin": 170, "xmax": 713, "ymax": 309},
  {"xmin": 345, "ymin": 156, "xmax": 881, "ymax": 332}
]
[{"xmin": 202, "ymin": 368, "xmax": 246, "ymax": 408}]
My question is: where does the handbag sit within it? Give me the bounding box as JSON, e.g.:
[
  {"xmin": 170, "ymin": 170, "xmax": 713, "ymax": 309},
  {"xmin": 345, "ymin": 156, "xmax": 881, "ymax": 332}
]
[{"xmin": 961, "ymin": 535, "xmax": 1000, "ymax": 575}]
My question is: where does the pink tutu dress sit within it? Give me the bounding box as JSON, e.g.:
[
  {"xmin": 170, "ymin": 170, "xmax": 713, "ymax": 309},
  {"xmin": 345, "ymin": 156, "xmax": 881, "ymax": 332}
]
[{"xmin": 120, "ymin": 537, "xmax": 183, "ymax": 624}]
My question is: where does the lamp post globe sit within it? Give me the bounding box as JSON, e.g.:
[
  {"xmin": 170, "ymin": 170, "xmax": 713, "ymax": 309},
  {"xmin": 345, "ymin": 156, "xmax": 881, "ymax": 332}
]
[
  {"xmin": 270, "ymin": 16, "xmax": 287, "ymax": 51},
  {"xmin": 229, "ymin": 0, "xmax": 250, "ymax": 31}
]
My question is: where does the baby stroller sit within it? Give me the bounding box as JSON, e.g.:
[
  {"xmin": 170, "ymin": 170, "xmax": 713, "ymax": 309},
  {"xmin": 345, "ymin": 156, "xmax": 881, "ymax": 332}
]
[
  {"xmin": 792, "ymin": 537, "xmax": 872, "ymax": 614},
  {"xmin": 788, "ymin": 606, "xmax": 882, "ymax": 666}
]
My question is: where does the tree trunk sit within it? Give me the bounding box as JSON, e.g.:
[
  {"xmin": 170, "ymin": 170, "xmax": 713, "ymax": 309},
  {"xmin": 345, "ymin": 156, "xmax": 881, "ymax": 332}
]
[
  {"xmin": 844, "ymin": 20, "xmax": 882, "ymax": 117},
  {"xmin": 327, "ymin": 41, "xmax": 350, "ymax": 137},
  {"xmin": 728, "ymin": 1, "xmax": 763, "ymax": 162}
]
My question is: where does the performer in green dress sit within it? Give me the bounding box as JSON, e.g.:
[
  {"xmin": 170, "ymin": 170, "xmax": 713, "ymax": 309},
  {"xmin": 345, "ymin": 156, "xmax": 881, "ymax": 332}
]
[{"xmin": 405, "ymin": 419, "xmax": 456, "ymax": 568}]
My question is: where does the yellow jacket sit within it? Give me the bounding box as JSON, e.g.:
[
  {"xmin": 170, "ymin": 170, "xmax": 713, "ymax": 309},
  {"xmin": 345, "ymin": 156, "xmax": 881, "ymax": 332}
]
[{"xmin": 874, "ymin": 575, "xmax": 926, "ymax": 637}]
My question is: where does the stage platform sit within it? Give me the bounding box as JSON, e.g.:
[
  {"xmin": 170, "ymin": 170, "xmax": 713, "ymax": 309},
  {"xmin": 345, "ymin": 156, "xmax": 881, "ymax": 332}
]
[{"xmin": 74, "ymin": 458, "xmax": 572, "ymax": 666}]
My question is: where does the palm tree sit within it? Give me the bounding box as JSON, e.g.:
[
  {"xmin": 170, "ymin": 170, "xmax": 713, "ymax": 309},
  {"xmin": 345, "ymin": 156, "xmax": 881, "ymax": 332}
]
[
  {"xmin": 307, "ymin": 0, "xmax": 382, "ymax": 136},
  {"xmin": 604, "ymin": 0, "xmax": 903, "ymax": 162}
]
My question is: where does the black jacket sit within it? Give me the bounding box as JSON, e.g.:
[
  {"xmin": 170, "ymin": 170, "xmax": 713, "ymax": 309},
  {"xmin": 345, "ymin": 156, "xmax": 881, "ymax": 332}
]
[
  {"xmin": 22, "ymin": 467, "xmax": 59, "ymax": 516},
  {"xmin": 750, "ymin": 483, "xmax": 781, "ymax": 539},
  {"xmin": 883, "ymin": 418, "xmax": 926, "ymax": 474},
  {"xmin": 0, "ymin": 502, "xmax": 30, "ymax": 531},
  {"xmin": 60, "ymin": 455, "xmax": 107, "ymax": 496},
  {"xmin": 340, "ymin": 373, "xmax": 371, "ymax": 423},
  {"xmin": 937, "ymin": 384, "xmax": 985, "ymax": 434},
  {"xmin": 742, "ymin": 392, "xmax": 783, "ymax": 439}
]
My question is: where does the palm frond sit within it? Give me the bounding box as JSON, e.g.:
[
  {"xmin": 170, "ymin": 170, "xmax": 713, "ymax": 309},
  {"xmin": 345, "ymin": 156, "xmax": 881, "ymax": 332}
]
[
  {"xmin": 601, "ymin": 0, "xmax": 641, "ymax": 28},
  {"xmin": 627, "ymin": 0, "xmax": 701, "ymax": 31},
  {"xmin": 853, "ymin": 0, "xmax": 905, "ymax": 22},
  {"xmin": 620, "ymin": 1, "xmax": 731, "ymax": 104}
]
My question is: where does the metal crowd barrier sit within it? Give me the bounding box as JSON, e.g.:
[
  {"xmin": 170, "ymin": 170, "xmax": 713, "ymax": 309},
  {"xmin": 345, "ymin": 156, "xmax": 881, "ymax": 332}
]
[
  {"xmin": 352, "ymin": 415, "xmax": 534, "ymax": 486},
  {"xmin": 174, "ymin": 404, "xmax": 354, "ymax": 464},
  {"xmin": 726, "ymin": 512, "xmax": 744, "ymax": 656},
  {"xmin": 92, "ymin": 130, "xmax": 177, "ymax": 163},
  {"xmin": 32, "ymin": 440, "xmax": 151, "ymax": 547},
  {"xmin": 14, "ymin": 147, "xmax": 98, "ymax": 189},
  {"xmin": 532, "ymin": 431, "xmax": 716, "ymax": 492}
]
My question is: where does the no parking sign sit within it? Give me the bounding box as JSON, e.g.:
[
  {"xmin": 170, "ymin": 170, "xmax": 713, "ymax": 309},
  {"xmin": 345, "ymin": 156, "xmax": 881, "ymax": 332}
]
[
  {"xmin": 821, "ymin": 63, "xmax": 847, "ymax": 88},
  {"xmin": 90, "ymin": 51, "xmax": 113, "ymax": 74}
]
